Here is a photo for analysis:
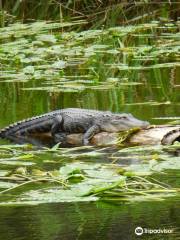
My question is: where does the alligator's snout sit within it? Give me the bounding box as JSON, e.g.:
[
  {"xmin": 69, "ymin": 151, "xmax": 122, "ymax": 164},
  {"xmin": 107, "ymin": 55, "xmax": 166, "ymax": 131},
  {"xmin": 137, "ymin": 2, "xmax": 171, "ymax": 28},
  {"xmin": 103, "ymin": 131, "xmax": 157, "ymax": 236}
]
[
  {"xmin": 124, "ymin": 113, "xmax": 150, "ymax": 129},
  {"xmin": 141, "ymin": 121, "xmax": 150, "ymax": 128},
  {"xmin": 130, "ymin": 119, "xmax": 150, "ymax": 129},
  {"xmin": 101, "ymin": 113, "xmax": 150, "ymax": 132}
]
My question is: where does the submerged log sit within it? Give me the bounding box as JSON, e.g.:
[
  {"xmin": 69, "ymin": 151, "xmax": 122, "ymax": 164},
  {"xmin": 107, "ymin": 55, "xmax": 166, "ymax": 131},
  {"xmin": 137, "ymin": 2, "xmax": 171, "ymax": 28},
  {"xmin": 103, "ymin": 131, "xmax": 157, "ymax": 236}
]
[{"xmin": 66, "ymin": 125, "xmax": 180, "ymax": 146}]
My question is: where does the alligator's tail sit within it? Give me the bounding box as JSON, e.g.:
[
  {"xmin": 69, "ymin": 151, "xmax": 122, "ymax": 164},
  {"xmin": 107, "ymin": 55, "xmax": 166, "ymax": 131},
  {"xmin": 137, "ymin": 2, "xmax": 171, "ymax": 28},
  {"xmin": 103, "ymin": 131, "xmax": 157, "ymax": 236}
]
[
  {"xmin": 0, "ymin": 110, "xmax": 63, "ymax": 140},
  {"xmin": 0, "ymin": 118, "xmax": 38, "ymax": 138},
  {"xmin": 0, "ymin": 127, "xmax": 8, "ymax": 138},
  {"xmin": 0, "ymin": 115, "xmax": 52, "ymax": 138},
  {"xmin": 0, "ymin": 123, "xmax": 19, "ymax": 138}
]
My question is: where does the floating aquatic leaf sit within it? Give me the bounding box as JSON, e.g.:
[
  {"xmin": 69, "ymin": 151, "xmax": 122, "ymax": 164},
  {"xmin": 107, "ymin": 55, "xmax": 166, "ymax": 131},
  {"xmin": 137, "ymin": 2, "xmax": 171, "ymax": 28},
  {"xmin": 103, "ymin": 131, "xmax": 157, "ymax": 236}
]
[
  {"xmin": 23, "ymin": 66, "xmax": 35, "ymax": 74},
  {"xmin": 0, "ymin": 170, "xmax": 9, "ymax": 177},
  {"xmin": 0, "ymin": 181, "xmax": 18, "ymax": 189},
  {"xmin": 36, "ymin": 34, "xmax": 57, "ymax": 44},
  {"xmin": 0, "ymin": 160, "xmax": 35, "ymax": 166},
  {"xmin": 52, "ymin": 60, "xmax": 67, "ymax": 69}
]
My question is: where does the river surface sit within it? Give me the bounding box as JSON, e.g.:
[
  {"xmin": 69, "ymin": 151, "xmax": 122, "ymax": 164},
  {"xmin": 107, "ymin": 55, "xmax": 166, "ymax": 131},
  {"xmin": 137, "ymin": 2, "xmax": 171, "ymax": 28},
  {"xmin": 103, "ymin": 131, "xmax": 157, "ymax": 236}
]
[
  {"xmin": 0, "ymin": 197, "xmax": 179, "ymax": 240},
  {"xmin": 0, "ymin": 21, "xmax": 180, "ymax": 239}
]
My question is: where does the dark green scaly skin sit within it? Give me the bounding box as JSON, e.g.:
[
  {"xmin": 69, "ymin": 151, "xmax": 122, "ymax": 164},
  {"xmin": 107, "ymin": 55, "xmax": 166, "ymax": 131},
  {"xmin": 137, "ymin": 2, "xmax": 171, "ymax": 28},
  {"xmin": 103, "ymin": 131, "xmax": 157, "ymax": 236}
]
[{"xmin": 0, "ymin": 108, "xmax": 149, "ymax": 145}]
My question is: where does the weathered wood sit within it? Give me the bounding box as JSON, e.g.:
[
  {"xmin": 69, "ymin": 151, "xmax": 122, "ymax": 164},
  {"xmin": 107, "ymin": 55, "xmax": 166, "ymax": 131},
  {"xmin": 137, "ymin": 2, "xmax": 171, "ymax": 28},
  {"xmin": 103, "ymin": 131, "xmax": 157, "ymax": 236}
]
[
  {"xmin": 9, "ymin": 125, "xmax": 180, "ymax": 146},
  {"xmin": 66, "ymin": 125, "xmax": 180, "ymax": 146},
  {"xmin": 129, "ymin": 125, "xmax": 180, "ymax": 145}
]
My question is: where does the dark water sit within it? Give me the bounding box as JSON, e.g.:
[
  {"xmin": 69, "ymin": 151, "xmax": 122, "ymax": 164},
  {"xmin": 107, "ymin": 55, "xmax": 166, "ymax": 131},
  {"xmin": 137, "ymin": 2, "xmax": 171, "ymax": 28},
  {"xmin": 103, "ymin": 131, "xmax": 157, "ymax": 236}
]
[{"xmin": 0, "ymin": 198, "xmax": 179, "ymax": 240}]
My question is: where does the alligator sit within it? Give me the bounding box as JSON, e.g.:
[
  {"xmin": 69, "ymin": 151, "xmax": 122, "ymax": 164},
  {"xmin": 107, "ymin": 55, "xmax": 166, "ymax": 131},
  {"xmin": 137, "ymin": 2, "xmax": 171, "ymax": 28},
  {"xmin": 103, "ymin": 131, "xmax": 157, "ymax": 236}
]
[{"xmin": 0, "ymin": 108, "xmax": 149, "ymax": 145}]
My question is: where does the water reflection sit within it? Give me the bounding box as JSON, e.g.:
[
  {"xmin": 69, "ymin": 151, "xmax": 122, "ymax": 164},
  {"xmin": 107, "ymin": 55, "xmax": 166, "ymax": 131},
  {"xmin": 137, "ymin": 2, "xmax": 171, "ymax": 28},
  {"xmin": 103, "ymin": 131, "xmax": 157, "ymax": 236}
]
[{"xmin": 0, "ymin": 199, "xmax": 179, "ymax": 240}]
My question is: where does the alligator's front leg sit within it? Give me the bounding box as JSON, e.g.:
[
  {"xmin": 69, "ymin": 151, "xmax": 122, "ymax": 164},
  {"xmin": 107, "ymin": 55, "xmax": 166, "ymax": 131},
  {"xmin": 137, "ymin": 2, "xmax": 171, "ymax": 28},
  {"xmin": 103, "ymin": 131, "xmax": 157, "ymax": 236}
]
[
  {"xmin": 83, "ymin": 125, "xmax": 100, "ymax": 145},
  {"xmin": 51, "ymin": 116, "xmax": 63, "ymax": 134}
]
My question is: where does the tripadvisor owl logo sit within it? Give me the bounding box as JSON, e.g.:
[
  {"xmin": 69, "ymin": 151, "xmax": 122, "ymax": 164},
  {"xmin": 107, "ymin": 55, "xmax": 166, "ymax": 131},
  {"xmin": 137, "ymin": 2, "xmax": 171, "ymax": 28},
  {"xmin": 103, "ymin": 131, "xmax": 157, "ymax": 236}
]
[{"xmin": 135, "ymin": 227, "xmax": 143, "ymax": 236}]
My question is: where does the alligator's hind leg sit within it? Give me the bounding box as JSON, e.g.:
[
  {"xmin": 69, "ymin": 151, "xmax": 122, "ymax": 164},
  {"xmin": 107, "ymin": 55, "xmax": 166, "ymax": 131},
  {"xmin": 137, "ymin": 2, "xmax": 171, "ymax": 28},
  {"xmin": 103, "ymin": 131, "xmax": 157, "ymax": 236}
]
[
  {"xmin": 51, "ymin": 116, "xmax": 63, "ymax": 135},
  {"xmin": 53, "ymin": 132, "xmax": 67, "ymax": 144},
  {"xmin": 51, "ymin": 116, "xmax": 67, "ymax": 144},
  {"xmin": 83, "ymin": 125, "xmax": 100, "ymax": 145}
]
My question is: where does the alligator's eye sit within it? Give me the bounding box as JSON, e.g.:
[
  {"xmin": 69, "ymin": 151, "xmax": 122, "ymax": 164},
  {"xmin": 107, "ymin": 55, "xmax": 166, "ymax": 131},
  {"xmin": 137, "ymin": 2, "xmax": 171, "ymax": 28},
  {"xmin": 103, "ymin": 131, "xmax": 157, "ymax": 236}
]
[
  {"xmin": 119, "ymin": 115, "xmax": 128, "ymax": 120},
  {"xmin": 114, "ymin": 114, "xmax": 129, "ymax": 121},
  {"xmin": 120, "ymin": 116, "xmax": 127, "ymax": 119}
]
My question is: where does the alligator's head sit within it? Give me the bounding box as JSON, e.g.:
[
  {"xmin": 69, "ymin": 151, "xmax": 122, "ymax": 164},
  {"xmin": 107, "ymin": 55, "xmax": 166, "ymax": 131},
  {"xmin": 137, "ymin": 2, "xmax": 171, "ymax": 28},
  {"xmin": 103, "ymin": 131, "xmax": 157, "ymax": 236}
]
[{"xmin": 100, "ymin": 113, "xmax": 149, "ymax": 132}]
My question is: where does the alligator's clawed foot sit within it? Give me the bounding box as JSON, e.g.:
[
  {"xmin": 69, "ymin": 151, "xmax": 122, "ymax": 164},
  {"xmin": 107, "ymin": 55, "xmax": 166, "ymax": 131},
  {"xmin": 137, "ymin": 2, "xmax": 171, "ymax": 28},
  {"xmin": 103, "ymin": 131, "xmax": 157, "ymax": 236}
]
[
  {"xmin": 54, "ymin": 133, "xmax": 67, "ymax": 145},
  {"xmin": 83, "ymin": 138, "xmax": 91, "ymax": 146}
]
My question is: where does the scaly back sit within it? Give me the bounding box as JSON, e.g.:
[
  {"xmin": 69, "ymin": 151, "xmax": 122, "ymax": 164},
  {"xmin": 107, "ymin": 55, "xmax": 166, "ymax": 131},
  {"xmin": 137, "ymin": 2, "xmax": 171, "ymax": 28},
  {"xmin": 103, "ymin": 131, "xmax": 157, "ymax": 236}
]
[{"xmin": 0, "ymin": 108, "xmax": 112, "ymax": 137}]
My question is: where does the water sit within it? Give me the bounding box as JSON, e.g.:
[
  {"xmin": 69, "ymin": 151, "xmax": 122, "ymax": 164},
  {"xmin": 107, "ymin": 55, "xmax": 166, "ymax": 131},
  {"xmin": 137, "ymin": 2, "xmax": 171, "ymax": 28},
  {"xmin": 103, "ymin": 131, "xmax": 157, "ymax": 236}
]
[
  {"xmin": 0, "ymin": 21, "xmax": 180, "ymax": 239},
  {"xmin": 0, "ymin": 199, "xmax": 179, "ymax": 240}
]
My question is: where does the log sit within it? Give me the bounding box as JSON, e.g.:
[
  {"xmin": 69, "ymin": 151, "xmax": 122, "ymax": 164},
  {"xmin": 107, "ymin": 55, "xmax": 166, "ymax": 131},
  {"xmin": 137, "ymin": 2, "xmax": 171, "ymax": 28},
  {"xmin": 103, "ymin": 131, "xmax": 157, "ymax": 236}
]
[
  {"xmin": 66, "ymin": 125, "xmax": 180, "ymax": 146},
  {"xmin": 8, "ymin": 125, "xmax": 180, "ymax": 147}
]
